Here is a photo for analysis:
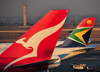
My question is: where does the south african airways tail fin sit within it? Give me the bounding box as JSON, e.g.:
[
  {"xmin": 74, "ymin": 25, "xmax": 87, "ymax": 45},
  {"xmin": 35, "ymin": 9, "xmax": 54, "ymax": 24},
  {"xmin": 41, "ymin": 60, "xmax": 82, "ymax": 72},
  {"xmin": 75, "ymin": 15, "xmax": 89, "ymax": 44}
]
[{"xmin": 58, "ymin": 17, "xmax": 96, "ymax": 47}]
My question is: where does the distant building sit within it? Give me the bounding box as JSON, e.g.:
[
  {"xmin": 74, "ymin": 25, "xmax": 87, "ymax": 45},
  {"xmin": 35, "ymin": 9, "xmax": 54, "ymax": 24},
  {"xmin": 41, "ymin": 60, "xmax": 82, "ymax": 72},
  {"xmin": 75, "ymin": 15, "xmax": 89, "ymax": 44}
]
[{"xmin": 22, "ymin": 3, "xmax": 27, "ymax": 26}]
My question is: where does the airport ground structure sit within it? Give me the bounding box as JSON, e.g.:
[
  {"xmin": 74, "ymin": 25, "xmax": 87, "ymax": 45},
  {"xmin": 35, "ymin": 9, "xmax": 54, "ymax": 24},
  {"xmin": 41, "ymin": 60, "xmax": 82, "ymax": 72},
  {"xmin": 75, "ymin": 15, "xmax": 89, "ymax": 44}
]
[
  {"xmin": 0, "ymin": 26, "xmax": 100, "ymax": 50},
  {"xmin": 0, "ymin": 26, "xmax": 100, "ymax": 72}
]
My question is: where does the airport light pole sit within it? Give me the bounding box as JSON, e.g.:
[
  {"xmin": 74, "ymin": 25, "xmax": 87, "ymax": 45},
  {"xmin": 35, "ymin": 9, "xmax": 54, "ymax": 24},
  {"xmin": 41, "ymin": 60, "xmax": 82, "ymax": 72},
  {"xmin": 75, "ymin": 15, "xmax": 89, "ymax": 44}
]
[{"xmin": 22, "ymin": 3, "xmax": 27, "ymax": 26}]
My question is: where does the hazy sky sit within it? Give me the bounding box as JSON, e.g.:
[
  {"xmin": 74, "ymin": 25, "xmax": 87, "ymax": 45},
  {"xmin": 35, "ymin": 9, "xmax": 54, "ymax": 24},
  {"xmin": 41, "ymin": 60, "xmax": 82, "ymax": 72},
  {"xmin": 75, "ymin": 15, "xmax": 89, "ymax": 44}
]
[{"xmin": 0, "ymin": 0, "xmax": 100, "ymax": 17}]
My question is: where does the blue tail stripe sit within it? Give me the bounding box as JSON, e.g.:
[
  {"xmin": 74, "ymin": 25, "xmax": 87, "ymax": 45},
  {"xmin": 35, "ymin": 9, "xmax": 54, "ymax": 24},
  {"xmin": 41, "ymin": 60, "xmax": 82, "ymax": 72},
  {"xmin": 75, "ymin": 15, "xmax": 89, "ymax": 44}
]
[
  {"xmin": 61, "ymin": 38, "xmax": 67, "ymax": 41},
  {"xmin": 58, "ymin": 54, "xmax": 70, "ymax": 59},
  {"xmin": 56, "ymin": 38, "xmax": 85, "ymax": 48},
  {"xmin": 86, "ymin": 44, "xmax": 99, "ymax": 48}
]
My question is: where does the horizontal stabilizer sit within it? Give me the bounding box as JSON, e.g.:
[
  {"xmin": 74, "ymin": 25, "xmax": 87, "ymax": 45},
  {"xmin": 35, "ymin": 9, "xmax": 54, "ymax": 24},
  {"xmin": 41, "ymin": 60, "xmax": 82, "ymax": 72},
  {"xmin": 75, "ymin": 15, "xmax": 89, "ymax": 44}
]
[
  {"xmin": 58, "ymin": 54, "xmax": 70, "ymax": 59},
  {"xmin": 13, "ymin": 59, "xmax": 58, "ymax": 68},
  {"xmin": 89, "ymin": 39, "xmax": 93, "ymax": 42},
  {"xmin": 86, "ymin": 44, "xmax": 99, "ymax": 48},
  {"xmin": 71, "ymin": 46, "xmax": 98, "ymax": 52}
]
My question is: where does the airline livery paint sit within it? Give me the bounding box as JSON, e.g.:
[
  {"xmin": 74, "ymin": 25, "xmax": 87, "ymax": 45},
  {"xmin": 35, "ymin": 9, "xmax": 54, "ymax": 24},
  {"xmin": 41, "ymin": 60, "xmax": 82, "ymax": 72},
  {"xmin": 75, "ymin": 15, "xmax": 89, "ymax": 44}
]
[
  {"xmin": 56, "ymin": 18, "xmax": 96, "ymax": 47},
  {"xmin": 0, "ymin": 10, "xmax": 69, "ymax": 72}
]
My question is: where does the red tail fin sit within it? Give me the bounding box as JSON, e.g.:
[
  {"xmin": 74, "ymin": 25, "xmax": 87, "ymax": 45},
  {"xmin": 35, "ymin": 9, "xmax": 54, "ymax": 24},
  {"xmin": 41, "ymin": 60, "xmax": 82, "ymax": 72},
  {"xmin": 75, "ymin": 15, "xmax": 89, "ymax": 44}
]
[
  {"xmin": 0, "ymin": 10, "xmax": 69, "ymax": 58},
  {"xmin": 0, "ymin": 10, "xmax": 69, "ymax": 70}
]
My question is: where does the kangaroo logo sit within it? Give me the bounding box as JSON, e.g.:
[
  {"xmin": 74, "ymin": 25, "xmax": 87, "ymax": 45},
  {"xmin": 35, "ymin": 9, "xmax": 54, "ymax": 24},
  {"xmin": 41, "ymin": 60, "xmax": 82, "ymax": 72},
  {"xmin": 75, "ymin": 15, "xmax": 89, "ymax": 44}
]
[
  {"xmin": 16, "ymin": 37, "xmax": 33, "ymax": 49},
  {"xmin": 4, "ymin": 17, "xmax": 66, "ymax": 70}
]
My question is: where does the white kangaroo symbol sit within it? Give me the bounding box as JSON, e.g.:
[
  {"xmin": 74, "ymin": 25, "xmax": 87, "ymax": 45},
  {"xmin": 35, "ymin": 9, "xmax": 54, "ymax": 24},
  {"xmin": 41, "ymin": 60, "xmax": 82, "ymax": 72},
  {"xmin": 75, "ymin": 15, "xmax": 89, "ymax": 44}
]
[
  {"xmin": 16, "ymin": 37, "xmax": 32, "ymax": 49},
  {"xmin": 4, "ymin": 17, "xmax": 66, "ymax": 70}
]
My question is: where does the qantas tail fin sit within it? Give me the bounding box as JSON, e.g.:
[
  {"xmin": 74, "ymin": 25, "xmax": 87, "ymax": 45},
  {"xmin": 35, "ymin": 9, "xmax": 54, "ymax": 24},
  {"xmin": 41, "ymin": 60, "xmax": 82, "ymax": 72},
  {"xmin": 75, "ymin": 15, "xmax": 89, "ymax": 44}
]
[
  {"xmin": 0, "ymin": 10, "xmax": 69, "ymax": 70},
  {"xmin": 59, "ymin": 17, "xmax": 96, "ymax": 47},
  {"xmin": 0, "ymin": 10, "xmax": 69, "ymax": 57}
]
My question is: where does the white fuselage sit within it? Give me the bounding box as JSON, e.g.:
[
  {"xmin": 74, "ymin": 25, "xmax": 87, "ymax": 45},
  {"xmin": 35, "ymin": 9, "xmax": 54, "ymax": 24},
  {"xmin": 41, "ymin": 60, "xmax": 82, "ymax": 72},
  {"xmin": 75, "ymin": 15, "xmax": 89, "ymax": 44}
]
[
  {"xmin": 0, "ymin": 42, "xmax": 93, "ymax": 59},
  {"xmin": 0, "ymin": 43, "xmax": 13, "ymax": 49},
  {"xmin": 56, "ymin": 41, "xmax": 65, "ymax": 46},
  {"xmin": 53, "ymin": 47, "xmax": 93, "ymax": 60},
  {"xmin": 53, "ymin": 47, "xmax": 87, "ymax": 55}
]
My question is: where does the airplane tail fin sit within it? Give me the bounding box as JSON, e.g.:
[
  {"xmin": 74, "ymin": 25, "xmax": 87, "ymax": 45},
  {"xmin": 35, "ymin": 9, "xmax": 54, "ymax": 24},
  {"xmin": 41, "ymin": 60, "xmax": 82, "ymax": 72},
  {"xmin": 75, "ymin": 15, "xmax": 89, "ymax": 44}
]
[
  {"xmin": 0, "ymin": 10, "xmax": 69, "ymax": 58},
  {"xmin": 59, "ymin": 17, "xmax": 96, "ymax": 47}
]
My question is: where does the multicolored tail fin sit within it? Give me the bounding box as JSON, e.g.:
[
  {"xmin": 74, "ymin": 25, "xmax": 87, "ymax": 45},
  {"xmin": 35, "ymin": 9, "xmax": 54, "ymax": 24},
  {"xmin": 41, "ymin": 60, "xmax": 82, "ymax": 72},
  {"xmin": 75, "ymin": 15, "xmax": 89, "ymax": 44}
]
[{"xmin": 60, "ymin": 17, "xmax": 96, "ymax": 47}]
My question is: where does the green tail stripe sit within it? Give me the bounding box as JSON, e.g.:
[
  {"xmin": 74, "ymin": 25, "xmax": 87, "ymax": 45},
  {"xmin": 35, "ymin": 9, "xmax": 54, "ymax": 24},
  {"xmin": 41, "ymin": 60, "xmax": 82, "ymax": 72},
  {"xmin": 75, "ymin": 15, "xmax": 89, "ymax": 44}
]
[{"xmin": 69, "ymin": 27, "xmax": 91, "ymax": 45}]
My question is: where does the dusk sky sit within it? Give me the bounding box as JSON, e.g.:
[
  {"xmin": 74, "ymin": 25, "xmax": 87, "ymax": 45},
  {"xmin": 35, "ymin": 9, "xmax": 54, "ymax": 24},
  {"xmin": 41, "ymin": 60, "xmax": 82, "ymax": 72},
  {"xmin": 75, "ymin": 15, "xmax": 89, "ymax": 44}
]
[{"xmin": 0, "ymin": 0, "xmax": 100, "ymax": 17}]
